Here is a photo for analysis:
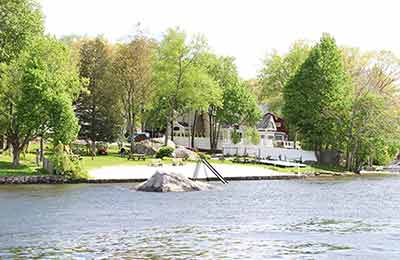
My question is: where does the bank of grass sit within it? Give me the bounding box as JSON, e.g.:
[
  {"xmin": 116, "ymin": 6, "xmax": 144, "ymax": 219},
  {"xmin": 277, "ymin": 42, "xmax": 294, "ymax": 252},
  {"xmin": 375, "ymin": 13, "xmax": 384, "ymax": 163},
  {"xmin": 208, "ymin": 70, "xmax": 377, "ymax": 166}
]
[
  {"xmin": 0, "ymin": 153, "xmax": 46, "ymax": 177},
  {"xmin": 80, "ymin": 152, "xmax": 175, "ymax": 170},
  {"xmin": 80, "ymin": 152, "xmax": 347, "ymax": 175},
  {"xmin": 208, "ymin": 158, "xmax": 347, "ymax": 174}
]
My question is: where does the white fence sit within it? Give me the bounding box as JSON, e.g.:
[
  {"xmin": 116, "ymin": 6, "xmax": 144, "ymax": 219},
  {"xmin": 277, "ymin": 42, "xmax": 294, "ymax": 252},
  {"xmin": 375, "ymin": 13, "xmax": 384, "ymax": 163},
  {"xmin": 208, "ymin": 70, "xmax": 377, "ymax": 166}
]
[
  {"xmin": 173, "ymin": 136, "xmax": 222, "ymax": 150},
  {"xmin": 223, "ymin": 145, "xmax": 317, "ymax": 162}
]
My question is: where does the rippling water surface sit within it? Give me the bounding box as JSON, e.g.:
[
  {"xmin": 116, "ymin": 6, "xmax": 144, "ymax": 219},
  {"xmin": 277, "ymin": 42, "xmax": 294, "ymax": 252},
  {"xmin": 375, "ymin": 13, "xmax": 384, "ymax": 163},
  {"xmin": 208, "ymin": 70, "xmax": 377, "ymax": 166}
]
[{"xmin": 1, "ymin": 176, "xmax": 400, "ymax": 259}]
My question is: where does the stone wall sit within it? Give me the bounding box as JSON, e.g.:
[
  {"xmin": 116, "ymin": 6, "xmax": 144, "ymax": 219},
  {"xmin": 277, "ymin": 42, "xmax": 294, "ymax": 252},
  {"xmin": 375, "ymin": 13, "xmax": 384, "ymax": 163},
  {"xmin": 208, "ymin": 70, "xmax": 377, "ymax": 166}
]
[{"xmin": 0, "ymin": 175, "xmax": 69, "ymax": 184}]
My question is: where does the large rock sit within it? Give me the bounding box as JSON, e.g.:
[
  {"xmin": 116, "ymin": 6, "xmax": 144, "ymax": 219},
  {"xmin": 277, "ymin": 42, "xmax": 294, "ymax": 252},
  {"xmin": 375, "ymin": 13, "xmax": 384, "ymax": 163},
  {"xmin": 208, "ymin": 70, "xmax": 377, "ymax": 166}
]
[
  {"xmin": 136, "ymin": 171, "xmax": 210, "ymax": 192},
  {"xmin": 174, "ymin": 146, "xmax": 198, "ymax": 161},
  {"xmin": 151, "ymin": 138, "xmax": 176, "ymax": 149},
  {"xmin": 132, "ymin": 140, "xmax": 157, "ymax": 155}
]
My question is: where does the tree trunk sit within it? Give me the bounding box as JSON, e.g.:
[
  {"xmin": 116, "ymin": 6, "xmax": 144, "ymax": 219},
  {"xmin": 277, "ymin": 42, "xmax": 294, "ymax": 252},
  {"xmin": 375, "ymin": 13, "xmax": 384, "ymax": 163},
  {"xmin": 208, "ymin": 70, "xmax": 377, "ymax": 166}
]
[
  {"xmin": 11, "ymin": 142, "xmax": 20, "ymax": 167},
  {"xmin": 91, "ymin": 140, "xmax": 96, "ymax": 160},
  {"xmin": 170, "ymin": 121, "xmax": 174, "ymax": 141},
  {"xmin": 191, "ymin": 111, "xmax": 198, "ymax": 149},
  {"xmin": 164, "ymin": 113, "xmax": 170, "ymax": 146},
  {"xmin": 40, "ymin": 137, "xmax": 44, "ymax": 162},
  {"xmin": 0, "ymin": 135, "xmax": 4, "ymax": 151},
  {"xmin": 209, "ymin": 113, "xmax": 214, "ymax": 152},
  {"xmin": 129, "ymin": 113, "xmax": 136, "ymax": 153}
]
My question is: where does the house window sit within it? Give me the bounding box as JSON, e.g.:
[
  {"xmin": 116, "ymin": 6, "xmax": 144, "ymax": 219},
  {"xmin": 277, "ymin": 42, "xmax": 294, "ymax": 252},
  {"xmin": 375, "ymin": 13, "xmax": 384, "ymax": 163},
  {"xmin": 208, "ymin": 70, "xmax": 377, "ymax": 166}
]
[
  {"xmin": 173, "ymin": 126, "xmax": 180, "ymax": 131},
  {"xmin": 276, "ymin": 122, "xmax": 281, "ymax": 127}
]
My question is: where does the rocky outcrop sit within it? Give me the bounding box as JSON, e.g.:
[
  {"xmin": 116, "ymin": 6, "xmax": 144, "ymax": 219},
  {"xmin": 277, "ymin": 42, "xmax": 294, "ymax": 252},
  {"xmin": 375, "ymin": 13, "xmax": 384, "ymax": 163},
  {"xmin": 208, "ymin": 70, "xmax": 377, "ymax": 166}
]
[
  {"xmin": 0, "ymin": 175, "xmax": 69, "ymax": 184},
  {"xmin": 132, "ymin": 140, "xmax": 157, "ymax": 155},
  {"xmin": 136, "ymin": 171, "xmax": 210, "ymax": 192},
  {"xmin": 174, "ymin": 146, "xmax": 198, "ymax": 161}
]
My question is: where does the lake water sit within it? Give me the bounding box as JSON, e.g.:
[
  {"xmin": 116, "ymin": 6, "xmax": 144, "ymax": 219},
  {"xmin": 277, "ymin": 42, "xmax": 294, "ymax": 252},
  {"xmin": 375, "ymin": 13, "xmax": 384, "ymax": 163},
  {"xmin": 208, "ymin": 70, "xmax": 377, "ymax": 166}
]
[{"xmin": 1, "ymin": 176, "xmax": 400, "ymax": 259}]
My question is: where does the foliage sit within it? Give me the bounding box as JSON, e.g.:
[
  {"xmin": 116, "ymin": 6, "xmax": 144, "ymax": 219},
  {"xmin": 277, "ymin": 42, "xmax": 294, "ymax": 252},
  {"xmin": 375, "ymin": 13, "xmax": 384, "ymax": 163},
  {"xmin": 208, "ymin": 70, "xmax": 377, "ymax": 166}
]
[
  {"xmin": 283, "ymin": 34, "xmax": 352, "ymax": 152},
  {"xmin": 230, "ymin": 129, "xmax": 241, "ymax": 145},
  {"xmin": 258, "ymin": 41, "xmax": 311, "ymax": 114},
  {"xmin": 112, "ymin": 30, "xmax": 156, "ymax": 150},
  {"xmin": 0, "ymin": 0, "xmax": 44, "ymax": 64},
  {"xmin": 204, "ymin": 54, "xmax": 261, "ymax": 152},
  {"xmin": 153, "ymin": 28, "xmax": 210, "ymax": 145},
  {"xmin": 197, "ymin": 152, "xmax": 211, "ymax": 160},
  {"xmin": 341, "ymin": 49, "xmax": 400, "ymax": 170},
  {"xmin": 50, "ymin": 144, "xmax": 89, "ymax": 179},
  {"xmin": 244, "ymin": 127, "xmax": 261, "ymax": 145},
  {"xmin": 75, "ymin": 37, "xmax": 123, "ymax": 149},
  {"xmin": 155, "ymin": 146, "xmax": 174, "ymax": 158},
  {"xmin": 0, "ymin": 36, "xmax": 82, "ymax": 166}
]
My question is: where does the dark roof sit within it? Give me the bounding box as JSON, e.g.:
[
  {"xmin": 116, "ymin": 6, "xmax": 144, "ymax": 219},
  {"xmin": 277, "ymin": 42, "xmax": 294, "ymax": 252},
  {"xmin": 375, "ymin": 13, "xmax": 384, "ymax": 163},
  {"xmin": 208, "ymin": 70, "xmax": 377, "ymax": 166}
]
[
  {"xmin": 177, "ymin": 121, "xmax": 189, "ymax": 127},
  {"xmin": 256, "ymin": 113, "xmax": 275, "ymax": 130}
]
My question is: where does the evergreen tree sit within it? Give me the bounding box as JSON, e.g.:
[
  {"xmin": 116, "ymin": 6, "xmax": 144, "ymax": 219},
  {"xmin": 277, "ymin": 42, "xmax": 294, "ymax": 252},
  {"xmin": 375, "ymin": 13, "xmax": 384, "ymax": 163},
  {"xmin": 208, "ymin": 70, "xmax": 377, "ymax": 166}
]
[{"xmin": 75, "ymin": 38, "xmax": 123, "ymax": 155}]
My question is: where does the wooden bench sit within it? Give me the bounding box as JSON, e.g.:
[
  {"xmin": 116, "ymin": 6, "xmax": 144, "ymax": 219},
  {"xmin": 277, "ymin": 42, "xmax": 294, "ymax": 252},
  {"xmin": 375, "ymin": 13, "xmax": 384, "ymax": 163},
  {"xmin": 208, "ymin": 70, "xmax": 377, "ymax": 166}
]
[
  {"xmin": 128, "ymin": 153, "xmax": 146, "ymax": 161},
  {"xmin": 149, "ymin": 159, "xmax": 163, "ymax": 167}
]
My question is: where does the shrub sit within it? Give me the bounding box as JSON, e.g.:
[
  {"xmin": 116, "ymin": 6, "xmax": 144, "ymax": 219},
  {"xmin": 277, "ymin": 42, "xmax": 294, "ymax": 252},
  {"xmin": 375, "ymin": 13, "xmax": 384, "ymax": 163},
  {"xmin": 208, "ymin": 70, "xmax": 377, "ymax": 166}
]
[
  {"xmin": 50, "ymin": 144, "xmax": 89, "ymax": 180},
  {"xmin": 231, "ymin": 129, "xmax": 241, "ymax": 145},
  {"xmin": 155, "ymin": 146, "xmax": 174, "ymax": 158},
  {"xmin": 197, "ymin": 152, "xmax": 211, "ymax": 160}
]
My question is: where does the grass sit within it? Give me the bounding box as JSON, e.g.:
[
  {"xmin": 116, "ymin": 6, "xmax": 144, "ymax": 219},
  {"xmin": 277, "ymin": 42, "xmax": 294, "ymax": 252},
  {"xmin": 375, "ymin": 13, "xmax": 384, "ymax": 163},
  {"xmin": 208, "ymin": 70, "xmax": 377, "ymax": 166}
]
[
  {"xmin": 0, "ymin": 153, "xmax": 46, "ymax": 177},
  {"xmin": 80, "ymin": 152, "xmax": 175, "ymax": 170},
  {"xmin": 80, "ymin": 152, "xmax": 347, "ymax": 175},
  {"xmin": 1, "ymin": 145, "xmax": 348, "ymax": 177},
  {"xmin": 208, "ymin": 158, "xmax": 347, "ymax": 174}
]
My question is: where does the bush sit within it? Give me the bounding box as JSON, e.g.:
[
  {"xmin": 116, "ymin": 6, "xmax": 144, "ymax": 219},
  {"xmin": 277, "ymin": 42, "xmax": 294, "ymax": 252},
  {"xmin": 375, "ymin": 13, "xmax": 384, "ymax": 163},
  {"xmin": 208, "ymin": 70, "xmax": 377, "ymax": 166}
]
[
  {"xmin": 231, "ymin": 129, "xmax": 241, "ymax": 145},
  {"xmin": 155, "ymin": 146, "xmax": 174, "ymax": 158},
  {"xmin": 197, "ymin": 152, "xmax": 211, "ymax": 160},
  {"xmin": 50, "ymin": 144, "xmax": 89, "ymax": 180}
]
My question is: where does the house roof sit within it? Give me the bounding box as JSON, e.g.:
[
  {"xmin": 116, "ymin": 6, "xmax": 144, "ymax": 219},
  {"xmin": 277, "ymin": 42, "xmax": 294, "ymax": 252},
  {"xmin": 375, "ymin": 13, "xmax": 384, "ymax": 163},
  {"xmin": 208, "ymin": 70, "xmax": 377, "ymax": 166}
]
[{"xmin": 256, "ymin": 113, "xmax": 277, "ymax": 131}]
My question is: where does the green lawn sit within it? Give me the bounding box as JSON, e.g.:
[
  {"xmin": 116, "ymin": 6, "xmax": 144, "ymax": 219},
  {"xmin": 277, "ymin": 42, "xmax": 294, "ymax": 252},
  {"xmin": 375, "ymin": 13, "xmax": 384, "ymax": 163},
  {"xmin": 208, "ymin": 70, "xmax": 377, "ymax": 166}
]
[
  {"xmin": 208, "ymin": 158, "xmax": 347, "ymax": 174},
  {"xmin": 0, "ymin": 153, "xmax": 46, "ymax": 177},
  {"xmin": 80, "ymin": 152, "xmax": 346, "ymax": 174},
  {"xmin": 80, "ymin": 152, "xmax": 176, "ymax": 170},
  {"xmin": 0, "ymin": 149, "xmax": 347, "ymax": 177}
]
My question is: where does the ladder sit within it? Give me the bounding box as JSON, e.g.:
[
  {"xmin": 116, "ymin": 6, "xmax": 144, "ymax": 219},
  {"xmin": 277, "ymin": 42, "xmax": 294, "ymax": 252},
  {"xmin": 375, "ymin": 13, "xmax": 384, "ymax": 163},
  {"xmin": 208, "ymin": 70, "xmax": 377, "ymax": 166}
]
[{"xmin": 193, "ymin": 158, "xmax": 228, "ymax": 184}]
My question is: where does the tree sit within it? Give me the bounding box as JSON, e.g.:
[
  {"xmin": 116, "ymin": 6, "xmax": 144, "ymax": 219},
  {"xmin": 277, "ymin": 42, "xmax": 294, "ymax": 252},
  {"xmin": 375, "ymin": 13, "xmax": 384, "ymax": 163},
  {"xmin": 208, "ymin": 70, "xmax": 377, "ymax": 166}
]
[
  {"xmin": 0, "ymin": 36, "xmax": 82, "ymax": 166},
  {"xmin": 258, "ymin": 41, "xmax": 310, "ymax": 114},
  {"xmin": 75, "ymin": 37, "xmax": 123, "ymax": 155},
  {"xmin": 0, "ymin": 0, "xmax": 44, "ymax": 65},
  {"xmin": 0, "ymin": 0, "xmax": 44, "ymax": 148},
  {"xmin": 153, "ymin": 28, "xmax": 209, "ymax": 145},
  {"xmin": 205, "ymin": 55, "xmax": 261, "ymax": 152},
  {"xmin": 341, "ymin": 49, "xmax": 400, "ymax": 170},
  {"xmin": 112, "ymin": 32, "xmax": 155, "ymax": 151},
  {"xmin": 283, "ymin": 34, "xmax": 352, "ymax": 154}
]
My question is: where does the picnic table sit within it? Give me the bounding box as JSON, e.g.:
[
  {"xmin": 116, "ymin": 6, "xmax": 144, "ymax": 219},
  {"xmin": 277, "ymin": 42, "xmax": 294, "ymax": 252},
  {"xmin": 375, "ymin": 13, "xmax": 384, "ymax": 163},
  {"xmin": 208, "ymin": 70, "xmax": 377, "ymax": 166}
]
[{"xmin": 128, "ymin": 153, "xmax": 146, "ymax": 161}]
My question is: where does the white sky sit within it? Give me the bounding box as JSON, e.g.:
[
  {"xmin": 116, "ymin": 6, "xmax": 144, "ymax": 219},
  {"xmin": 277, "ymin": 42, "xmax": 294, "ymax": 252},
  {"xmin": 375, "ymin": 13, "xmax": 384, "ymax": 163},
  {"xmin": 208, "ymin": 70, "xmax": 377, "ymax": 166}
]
[{"xmin": 41, "ymin": 0, "xmax": 400, "ymax": 79}]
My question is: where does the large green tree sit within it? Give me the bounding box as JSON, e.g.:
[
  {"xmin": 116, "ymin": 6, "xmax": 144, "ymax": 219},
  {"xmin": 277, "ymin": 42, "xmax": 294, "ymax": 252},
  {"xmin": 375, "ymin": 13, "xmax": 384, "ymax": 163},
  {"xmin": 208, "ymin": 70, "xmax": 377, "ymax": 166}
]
[
  {"xmin": 0, "ymin": 36, "xmax": 82, "ymax": 166},
  {"xmin": 258, "ymin": 41, "xmax": 310, "ymax": 114},
  {"xmin": 341, "ymin": 49, "xmax": 400, "ymax": 170},
  {"xmin": 0, "ymin": 0, "xmax": 44, "ymax": 146},
  {"xmin": 0, "ymin": 0, "xmax": 44, "ymax": 65},
  {"xmin": 153, "ymin": 28, "xmax": 209, "ymax": 145},
  {"xmin": 283, "ymin": 34, "xmax": 352, "ymax": 153},
  {"xmin": 75, "ymin": 37, "xmax": 123, "ymax": 155},
  {"xmin": 112, "ymin": 32, "xmax": 156, "ymax": 151},
  {"xmin": 205, "ymin": 55, "xmax": 261, "ymax": 152}
]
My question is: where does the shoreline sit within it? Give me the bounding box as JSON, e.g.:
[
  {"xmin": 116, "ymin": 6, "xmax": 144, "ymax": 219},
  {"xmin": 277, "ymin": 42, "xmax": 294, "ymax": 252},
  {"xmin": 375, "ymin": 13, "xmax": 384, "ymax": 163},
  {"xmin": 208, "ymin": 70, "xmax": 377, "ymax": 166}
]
[{"xmin": 0, "ymin": 163, "xmax": 398, "ymax": 185}]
